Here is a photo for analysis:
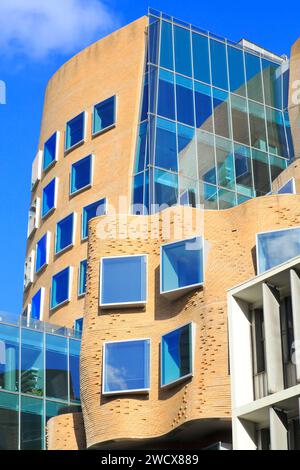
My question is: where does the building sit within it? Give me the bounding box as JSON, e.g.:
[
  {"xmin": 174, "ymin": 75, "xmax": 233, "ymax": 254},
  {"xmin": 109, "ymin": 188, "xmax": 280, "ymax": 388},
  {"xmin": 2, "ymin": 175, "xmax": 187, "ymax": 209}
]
[{"xmin": 16, "ymin": 8, "xmax": 300, "ymax": 449}]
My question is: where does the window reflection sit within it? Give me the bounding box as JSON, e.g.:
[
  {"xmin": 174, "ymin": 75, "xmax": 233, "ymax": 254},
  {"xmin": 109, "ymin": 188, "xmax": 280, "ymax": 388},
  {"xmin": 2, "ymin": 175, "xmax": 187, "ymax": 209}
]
[
  {"xmin": 20, "ymin": 396, "xmax": 43, "ymax": 450},
  {"xmin": 257, "ymin": 227, "xmax": 300, "ymax": 273},
  {"xmin": 21, "ymin": 330, "xmax": 43, "ymax": 397},
  {"xmin": 0, "ymin": 325, "xmax": 19, "ymax": 392},
  {"xmin": 46, "ymin": 335, "xmax": 68, "ymax": 401}
]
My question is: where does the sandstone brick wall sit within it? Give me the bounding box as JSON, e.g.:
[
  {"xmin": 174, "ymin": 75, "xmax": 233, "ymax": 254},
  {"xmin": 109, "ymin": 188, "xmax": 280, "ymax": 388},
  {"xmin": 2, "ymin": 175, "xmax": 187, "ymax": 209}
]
[
  {"xmin": 47, "ymin": 412, "xmax": 86, "ymax": 450},
  {"xmin": 289, "ymin": 36, "xmax": 300, "ymax": 160}
]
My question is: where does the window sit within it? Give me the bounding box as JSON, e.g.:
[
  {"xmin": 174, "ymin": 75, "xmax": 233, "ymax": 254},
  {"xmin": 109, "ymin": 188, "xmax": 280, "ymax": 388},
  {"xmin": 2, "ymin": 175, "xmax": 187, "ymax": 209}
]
[
  {"xmin": 43, "ymin": 132, "xmax": 59, "ymax": 171},
  {"xmin": 74, "ymin": 317, "xmax": 83, "ymax": 334},
  {"xmin": 65, "ymin": 112, "xmax": 85, "ymax": 151},
  {"xmin": 55, "ymin": 213, "xmax": 75, "ymax": 254},
  {"xmin": 0, "ymin": 324, "xmax": 19, "ymax": 392},
  {"xmin": 35, "ymin": 232, "xmax": 50, "ymax": 273},
  {"xmin": 277, "ymin": 178, "xmax": 295, "ymax": 195},
  {"xmin": 257, "ymin": 227, "xmax": 300, "ymax": 274},
  {"xmin": 50, "ymin": 267, "xmax": 71, "ymax": 309},
  {"xmin": 93, "ymin": 96, "xmax": 116, "ymax": 135},
  {"xmin": 46, "ymin": 335, "xmax": 68, "ymax": 400},
  {"xmin": 31, "ymin": 150, "xmax": 42, "ymax": 190},
  {"xmin": 161, "ymin": 237, "xmax": 204, "ymax": 298},
  {"xmin": 21, "ymin": 329, "xmax": 44, "ymax": 396},
  {"xmin": 102, "ymin": 339, "xmax": 150, "ymax": 395},
  {"xmin": 70, "ymin": 155, "xmax": 92, "ymax": 195},
  {"xmin": 82, "ymin": 198, "xmax": 106, "ymax": 240},
  {"xmin": 161, "ymin": 323, "xmax": 194, "ymax": 388},
  {"xmin": 41, "ymin": 178, "xmax": 57, "ymax": 218},
  {"xmin": 78, "ymin": 259, "xmax": 87, "ymax": 296},
  {"xmin": 20, "ymin": 396, "xmax": 43, "ymax": 450},
  {"xmin": 252, "ymin": 309, "xmax": 265, "ymax": 374},
  {"xmin": 24, "ymin": 250, "xmax": 35, "ymax": 290},
  {"xmin": 27, "ymin": 197, "xmax": 40, "ymax": 238},
  {"xmin": 69, "ymin": 339, "xmax": 80, "ymax": 403},
  {"xmin": 31, "ymin": 288, "xmax": 44, "ymax": 321},
  {"xmin": 100, "ymin": 255, "xmax": 147, "ymax": 308}
]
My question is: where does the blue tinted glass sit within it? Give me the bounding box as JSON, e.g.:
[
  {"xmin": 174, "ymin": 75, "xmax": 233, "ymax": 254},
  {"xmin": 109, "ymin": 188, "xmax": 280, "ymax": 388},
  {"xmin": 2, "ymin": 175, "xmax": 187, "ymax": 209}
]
[
  {"xmin": 78, "ymin": 259, "xmax": 87, "ymax": 296},
  {"xmin": 155, "ymin": 117, "xmax": 177, "ymax": 171},
  {"xmin": 176, "ymin": 75, "xmax": 194, "ymax": 126},
  {"xmin": 154, "ymin": 169, "xmax": 178, "ymax": 207},
  {"xmin": 69, "ymin": 340, "xmax": 80, "ymax": 402},
  {"xmin": 0, "ymin": 324, "xmax": 19, "ymax": 392},
  {"xmin": 42, "ymin": 178, "xmax": 56, "ymax": 217},
  {"xmin": 197, "ymin": 130, "xmax": 216, "ymax": 184},
  {"xmin": 161, "ymin": 237, "xmax": 203, "ymax": 292},
  {"xmin": 194, "ymin": 82, "xmax": 213, "ymax": 132},
  {"xmin": 46, "ymin": 335, "xmax": 68, "ymax": 400},
  {"xmin": 149, "ymin": 18, "xmax": 160, "ymax": 65},
  {"xmin": 282, "ymin": 68, "xmax": 289, "ymax": 110},
  {"xmin": 132, "ymin": 173, "xmax": 144, "ymax": 212},
  {"xmin": 66, "ymin": 112, "xmax": 85, "ymax": 150},
  {"xmin": 201, "ymin": 182, "xmax": 218, "ymax": 209},
  {"xmin": 157, "ymin": 69, "xmax": 175, "ymax": 120},
  {"xmin": 257, "ymin": 227, "xmax": 300, "ymax": 273},
  {"xmin": 234, "ymin": 144, "xmax": 253, "ymax": 197},
  {"xmin": 43, "ymin": 133, "xmax": 57, "ymax": 171},
  {"xmin": 31, "ymin": 289, "xmax": 42, "ymax": 320},
  {"xmin": 141, "ymin": 73, "xmax": 148, "ymax": 122},
  {"xmin": 231, "ymin": 94, "xmax": 249, "ymax": 146},
  {"xmin": 266, "ymin": 107, "xmax": 287, "ymax": 158},
  {"xmin": 213, "ymin": 88, "xmax": 231, "ymax": 139},
  {"xmin": 210, "ymin": 40, "xmax": 228, "ymax": 90},
  {"xmin": 104, "ymin": 339, "xmax": 150, "ymax": 393},
  {"xmin": 252, "ymin": 149, "xmax": 271, "ymax": 196},
  {"xmin": 248, "ymin": 101, "xmax": 267, "ymax": 151},
  {"xmin": 218, "ymin": 188, "xmax": 236, "ymax": 209},
  {"xmin": 215, "ymin": 136, "xmax": 235, "ymax": 190},
  {"xmin": 55, "ymin": 214, "xmax": 74, "ymax": 253},
  {"xmin": 227, "ymin": 46, "xmax": 246, "ymax": 96},
  {"xmin": 269, "ymin": 154, "xmax": 287, "ymax": 181},
  {"xmin": 177, "ymin": 124, "xmax": 197, "ymax": 180},
  {"xmin": 0, "ymin": 392, "xmax": 18, "ymax": 449},
  {"xmin": 51, "ymin": 267, "xmax": 70, "ymax": 309},
  {"xmin": 82, "ymin": 198, "xmax": 106, "ymax": 239},
  {"xmin": 174, "ymin": 26, "xmax": 192, "ymax": 76},
  {"xmin": 71, "ymin": 155, "xmax": 92, "ymax": 194},
  {"xmin": 21, "ymin": 330, "xmax": 44, "ymax": 396},
  {"xmin": 93, "ymin": 96, "xmax": 115, "ymax": 134},
  {"xmin": 134, "ymin": 122, "xmax": 148, "ymax": 173},
  {"xmin": 149, "ymin": 66, "xmax": 158, "ymax": 115},
  {"xmin": 160, "ymin": 21, "xmax": 173, "ymax": 70},
  {"xmin": 74, "ymin": 318, "xmax": 83, "ymax": 333},
  {"xmin": 284, "ymin": 111, "xmax": 294, "ymax": 161},
  {"xmin": 35, "ymin": 233, "xmax": 47, "ymax": 272},
  {"xmin": 192, "ymin": 33, "xmax": 210, "ymax": 84},
  {"xmin": 20, "ymin": 396, "xmax": 43, "ymax": 450},
  {"xmin": 161, "ymin": 324, "xmax": 193, "ymax": 386},
  {"xmin": 101, "ymin": 255, "xmax": 147, "ymax": 306},
  {"xmin": 262, "ymin": 59, "xmax": 282, "ymax": 109},
  {"xmin": 277, "ymin": 179, "xmax": 295, "ymax": 194},
  {"xmin": 245, "ymin": 53, "xmax": 263, "ymax": 103}
]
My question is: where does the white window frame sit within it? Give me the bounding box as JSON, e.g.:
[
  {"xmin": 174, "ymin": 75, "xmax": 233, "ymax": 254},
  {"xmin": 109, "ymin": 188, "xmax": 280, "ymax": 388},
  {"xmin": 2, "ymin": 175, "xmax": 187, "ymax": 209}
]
[
  {"xmin": 64, "ymin": 111, "xmax": 87, "ymax": 154},
  {"xmin": 99, "ymin": 254, "xmax": 148, "ymax": 309},
  {"xmin": 92, "ymin": 95, "xmax": 117, "ymax": 138},
  {"xmin": 78, "ymin": 259, "xmax": 87, "ymax": 298},
  {"xmin": 43, "ymin": 131, "xmax": 60, "ymax": 173},
  {"xmin": 102, "ymin": 338, "xmax": 151, "ymax": 396},
  {"xmin": 30, "ymin": 287, "xmax": 45, "ymax": 322},
  {"xmin": 55, "ymin": 213, "xmax": 76, "ymax": 256},
  {"xmin": 50, "ymin": 266, "xmax": 73, "ymax": 311},
  {"xmin": 35, "ymin": 231, "xmax": 51, "ymax": 274},
  {"xmin": 31, "ymin": 150, "xmax": 43, "ymax": 191},
  {"xmin": 81, "ymin": 197, "xmax": 107, "ymax": 241},
  {"xmin": 70, "ymin": 154, "xmax": 94, "ymax": 197},
  {"xmin": 27, "ymin": 197, "xmax": 40, "ymax": 238},
  {"xmin": 24, "ymin": 249, "xmax": 35, "ymax": 291},
  {"xmin": 41, "ymin": 177, "xmax": 58, "ymax": 219}
]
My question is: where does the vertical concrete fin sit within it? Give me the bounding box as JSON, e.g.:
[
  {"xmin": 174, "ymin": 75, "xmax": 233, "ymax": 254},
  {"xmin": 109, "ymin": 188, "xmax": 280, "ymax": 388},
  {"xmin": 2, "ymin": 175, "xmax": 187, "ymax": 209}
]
[
  {"xmin": 290, "ymin": 269, "xmax": 300, "ymax": 382},
  {"xmin": 233, "ymin": 418, "xmax": 257, "ymax": 450},
  {"xmin": 269, "ymin": 407, "xmax": 289, "ymax": 450}
]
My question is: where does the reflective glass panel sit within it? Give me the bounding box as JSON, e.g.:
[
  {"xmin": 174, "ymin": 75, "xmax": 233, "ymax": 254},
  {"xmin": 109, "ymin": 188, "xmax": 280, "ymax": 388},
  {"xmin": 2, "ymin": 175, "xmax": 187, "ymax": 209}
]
[
  {"xmin": 46, "ymin": 334, "xmax": 68, "ymax": 401},
  {"xmin": 155, "ymin": 117, "xmax": 177, "ymax": 171},
  {"xmin": 218, "ymin": 188, "xmax": 236, "ymax": 209},
  {"xmin": 266, "ymin": 107, "xmax": 287, "ymax": 158},
  {"xmin": 43, "ymin": 132, "xmax": 57, "ymax": 171},
  {"xmin": 200, "ymin": 182, "xmax": 218, "ymax": 209},
  {"xmin": 157, "ymin": 69, "xmax": 175, "ymax": 120},
  {"xmin": 177, "ymin": 124, "xmax": 197, "ymax": 180},
  {"xmin": 234, "ymin": 144, "xmax": 253, "ymax": 197},
  {"xmin": 93, "ymin": 96, "xmax": 115, "ymax": 135},
  {"xmin": 248, "ymin": 101, "xmax": 267, "ymax": 151},
  {"xmin": 42, "ymin": 178, "xmax": 56, "ymax": 217},
  {"xmin": 192, "ymin": 33, "xmax": 210, "ymax": 84},
  {"xmin": 55, "ymin": 213, "xmax": 74, "ymax": 254},
  {"xmin": 0, "ymin": 325, "xmax": 19, "ymax": 392},
  {"xmin": 0, "ymin": 391, "xmax": 18, "ymax": 450},
  {"xmin": 245, "ymin": 53, "xmax": 263, "ymax": 103},
  {"xmin": 82, "ymin": 198, "xmax": 106, "ymax": 239},
  {"xmin": 134, "ymin": 122, "xmax": 148, "ymax": 173},
  {"xmin": 213, "ymin": 88, "xmax": 231, "ymax": 139},
  {"xmin": 69, "ymin": 340, "xmax": 80, "ymax": 403},
  {"xmin": 227, "ymin": 46, "xmax": 246, "ymax": 96},
  {"xmin": 284, "ymin": 111, "xmax": 294, "ymax": 161},
  {"xmin": 194, "ymin": 81, "xmax": 213, "ymax": 133},
  {"xmin": 231, "ymin": 95, "xmax": 250, "ymax": 146},
  {"xmin": 35, "ymin": 233, "xmax": 47, "ymax": 272},
  {"xmin": 65, "ymin": 112, "xmax": 85, "ymax": 150},
  {"xmin": 78, "ymin": 259, "xmax": 87, "ymax": 296},
  {"xmin": 262, "ymin": 59, "xmax": 282, "ymax": 109},
  {"xmin": 176, "ymin": 75, "xmax": 194, "ymax": 126},
  {"xmin": 252, "ymin": 149, "xmax": 271, "ymax": 196},
  {"xmin": 210, "ymin": 39, "xmax": 228, "ymax": 90},
  {"xmin": 71, "ymin": 155, "xmax": 92, "ymax": 194},
  {"xmin": 31, "ymin": 289, "xmax": 43, "ymax": 320},
  {"xmin": 174, "ymin": 25, "xmax": 192, "ymax": 76},
  {"xmin": 257, "ymin": 227, "xmax": 300, "ymax": 273},
  {"xmin": 149, "ymin": 17, "xmax": 160, "ymax": 65},
  {"xmin": 269, "ymin": 154, "xmax": 287, "ymax": 181},
  {"xmin": 21, "ymin": 329, "xmax": 43, "ymax": 397},
  {"xmin": 215, "ymin": 136, "xmax": 235, "ymax": 190},
  {"xmin": 132, "ymin": 173, "xmax": 144, "ymax": 211},
  {"xmin": 154, "ymin": 168, "xmax": 178, "ymax": 207},
  {"xmin": 179, "ymin": 176, "xmax": 198, "ymax": 208},
  {"xmin": 197, "ymin": 130, "xmax": 216, "ymax": 184},
  {"xmin": 51, "ymin": 267, "xmax": 70, "ymax": 309},
  {"xmin": 20, "ymin": 396, "xmax": 43, "ymax": 450},
  {"xmin": 160, "ymin": 20, "xmax": 173, "ymax": 70}
]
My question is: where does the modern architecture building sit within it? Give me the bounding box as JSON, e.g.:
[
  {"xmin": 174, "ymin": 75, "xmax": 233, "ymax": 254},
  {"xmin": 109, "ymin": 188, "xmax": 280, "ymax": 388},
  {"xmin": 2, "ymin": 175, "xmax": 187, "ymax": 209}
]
[{"xmin": 3, "ymin": 8, "xmax": 299, "ymax": 449}]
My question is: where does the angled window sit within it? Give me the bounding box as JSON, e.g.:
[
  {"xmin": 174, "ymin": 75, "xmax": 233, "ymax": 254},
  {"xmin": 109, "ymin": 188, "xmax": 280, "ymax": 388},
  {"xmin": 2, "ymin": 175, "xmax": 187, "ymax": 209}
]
[
  {"xmin": 43, "ymin": 132, "xmax": 59, "ymax": 171},
  {"xmin": 31, "ymin": 288, "xmax": 45, "ymax": 321},
  {"xmin": 50, "ymin": 267, "xmax": 71, "ymax": 310},
  {"xmin": 93, "ymin": 96, "xmax": 116, "ymax": 136},
  {"xmin": 82, "ymin": 198, "xmax": 106, "ymax": 240},
  {"xmin": 257, "ymin": 227, "xmax": 300, "ymax": 274},
  {"xmin": 74, "ymin": 317, "xmax": 83, "ymax": 335},
  {"xmin": 65, "ymin": 112, "xmax": 85, "ymax": 151},
  {"xmin": 70, "ymin": 155, "xmax": 92, "ymax": 195},
  {"xmin": 55, "ymin": 213, "xmax": 75, "ymax": 254},
  {"xmin": 41, "ymin": 178, "xmax": 57, "ymax": 218},
  {"xmin": 35, "ymin": 232, "xmax": 50, "ymax": 273},
  {"xmin": 161, "ymin": 237, "xmax": 204, "ymax": 298},
  {"xmin": 27, "ymin": 197, "xmax": 40, "ymax": 238},
  {"xmin": 100, "ymin": 255, "xmax": 147, "ymax": 308},
  {"xmin": 277, "ymin": 178, "xmax": 295, "ymax": 195},
  {"xmin": 31, "ymin": 150, "xmax": 42, "ymax": 190},
  {"xmin": 78, "ymin": 259, "xmax": 87, "ymax": 296},
  {"xmin": 102, "ymin": 339, "xmax": 150, "ymax": 395},
  {"xmin": 24, "ymin": 250, "xmax": 35, "ymax": 290},
  {"xmin": 161, "ymin": 323, "xmax": 194, "ymax": 388}
]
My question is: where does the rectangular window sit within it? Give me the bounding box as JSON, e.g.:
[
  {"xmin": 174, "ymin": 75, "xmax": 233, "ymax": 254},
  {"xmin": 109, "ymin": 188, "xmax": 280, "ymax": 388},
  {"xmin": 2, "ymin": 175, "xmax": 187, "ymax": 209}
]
[
  {"xmin": 194, "ymin": 82, "xmax": 213, "ymax": 133},
  {"xmin": 161, "ymin": 237, "xmax": 204, "ymax": 298},
  {"xmin": 248, "ymin": 101, "xmax": 267, "ymax": 151},
  {"xmin": 161, "ymin": 323, "xmax": 194, "ymax": 388},
  {"xmin": 78, "ymin": 259, "xmax": 87, "ymax": 296},
  {"xmin": 50, "ymin": 267, "xmax": 71, "ymax": 309},
  {"xmin": 197, "ymin": 130, "xmax": 216, "ymax": 185},
  {"xmin": 65, "ymin": 112, "xmax": 85, "ymax": 151},
  {"xmin": 31, "ymin": 288, "xmax": 44, "ymax": 321},
  {"xmin": 257, "ymin": 227, "xmax": 300, "ymax": 274},
  {"xmin": 31, "ymin": 150, "xmax": 42, "ymax": 190},
  {"xmin": 174, "ymin": 25, "xmax": 192, "ymax": 77},
  {"xmin": 20, "ymin": 396, "xmax": 43, "ymax": 450},
  {"xmin": 157, "ymin": 69, "xmax": 175, "ymax": 121},
  {"xmin": 253, "ymin": 309, "xmax": 265, "ymax": 374},
  {"xmin": 160, "ymin": 20, "xmax": 174, "ymax": 70},
  {"xmin": 176, "ymin": 75, "xmax": 194, "ymax": 127},
  {"xmin": 24, "ymin": 250, "xmax": 35, "ymax": 290},
  {"xmin": 192, "ymin": 33, "xmax": 210, "ymax": 84},
  {"xmin": 100, "ymin": 255, "xmax": 147, "ymax": 308},
  {"xmin": 231, "ymin": 95, "xmax": 250, "ymax": 146},
  {"xmin": 82, "ymin": 198, "xmax": 106, "ymax": 240},
  {"xmin": 0, "ymin": 392, "xmax": 19, "ymax": 449},
  {"xmin": 215, "ymin": 136, "xmax": 235, "ymax": 190},
  {"xmin": 43, "ymin": 132, "xmax": 59, "ymax": 171},
  {"xmin": 55, "ymin": 213, "xmax": 75, "ymax": 254},
  {"xmin": 35, "ymin": 232, "xmax": 50, "ymax": 273},
  {"xmin": 46, "ymin": 334, "xmax": 68, "ymax": 400},
  {"xmin": 245, "ymin": 52, "xmax": 263, "ymax": 103},
  {"xmin": 27, "ymin": 197, "xmax": 40, "ymax": 238},
  {"xmin": 0, "ymin": 324, "xmax": 19, "ymax": 392},
  {"xmin": 21, "ymin": 329, "xmax": 44, "ymax": 396},
  {"xmin": 234, "ymin": 144, "xmax": 253, "ymax": 197},
  {"xmin": 74, "ymin": 317, "xmax": 83, "ymax": 334},
  {"xmin": 41, "ymin": 178, "xmax": 57, "ymax": 218},
  {"xmin": 102, "ymin": 339, "xmax": 150, "ymax": 395},
  {"xmin": 71, "ymin": 155, "xmax": 92, "ymax": 195},
  {"xmin": 69, "ymin": 339, "xmax": 81, "ymax": 403},
  {"xmin": 210, "ymin": 39, "xmax": 228, "ymax": 90},
  {"xmin": 155, "ymin": 117, "xmax": 177, "ymax": 172},
  {"xmin": 213, "ymin": 88, "xmax": 231, "ymax": 140},
  {"xmin": 227, "ymin": 45, "xmax": 246, "ymax": 96},
  {"xmin": 93, "ymin": 96, "xmax": 116, "ymax": 136}
]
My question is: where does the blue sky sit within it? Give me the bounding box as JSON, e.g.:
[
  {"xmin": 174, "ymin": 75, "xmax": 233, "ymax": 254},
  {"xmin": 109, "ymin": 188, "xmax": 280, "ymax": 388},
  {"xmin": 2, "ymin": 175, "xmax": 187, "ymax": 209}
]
[{"xmin": 0, "ymin": 0, "xmax": 299, "ymax": 316}]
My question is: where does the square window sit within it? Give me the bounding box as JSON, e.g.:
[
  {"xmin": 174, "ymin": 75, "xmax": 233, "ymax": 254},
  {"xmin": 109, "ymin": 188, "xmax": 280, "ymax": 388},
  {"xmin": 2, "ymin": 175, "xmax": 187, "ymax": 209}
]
[
  {"xmin": 82, "ymin": 198, "xmax": 106, "ymax": 240},
  {"xmin": 55, "ymin": 213, "xmax": 75, "ymax": 254},
  {"xmin": 161, "ymin": 237, "xmax": 204, "ymax": 298},
  {"xmin": 70, "ymin": 155, "xmax": 92, "ymax": 195},
  {"xmin": 161, "ymin": 323, "xmax": 194, "ymax": 388},
  {"xmin": 42, "ymin": 178, "xmax": 57, "ymax": 218},
  {"xmin": 65, "ymin": 112, "xmax": 85, "ymax": 151},
  {"xmin": 257, "ymin": 227, "xmax": 300, "ymax": 274},
  {"xmin": 35, "ymin": 232, "xmax": 50, "ymax": 273},
  {"xmin": 27, "ymin": 197, "xmax": 40, "ymax": 238},
  {"xmin": 50, "ymin": 267, "xmax": 71, "ymax": 309},
  {"xmin": 78, "ymin": 259, "xmax": 87, "ymax": 296},
  {"xmin": 103, "ymin": 339, "xmax": 150, "ymax": 395},
  {"xmin": 43, "ymin": 132, "xmax": 59, "ymax": 171},
  {"xmin": 31, "ymin": 288, "xmax": 45, "ymax": 321},
  {"xmin": 24, "ymin": 250, "xmax": 35, "ymax": 290},
  {"xmin": 100, "ymin": 255, "xmax": 147, "ymax": 308},
  {"xmin": 93, "ymin": 96, "xmax": 116, "ymax": 136}
]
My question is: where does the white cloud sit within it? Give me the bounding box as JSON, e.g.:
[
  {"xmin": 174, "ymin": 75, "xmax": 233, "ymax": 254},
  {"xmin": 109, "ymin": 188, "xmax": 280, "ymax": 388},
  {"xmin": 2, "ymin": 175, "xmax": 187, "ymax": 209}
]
[{"xmin": 0, "ymin": 0, "xmax": 119, "ymax": 59}]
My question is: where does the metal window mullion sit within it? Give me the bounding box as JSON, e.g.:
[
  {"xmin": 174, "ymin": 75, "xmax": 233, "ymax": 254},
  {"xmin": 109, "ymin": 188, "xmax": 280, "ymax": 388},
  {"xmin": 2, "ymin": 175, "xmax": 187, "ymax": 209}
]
[
  {"xmin": 225, "ymin": 39, "xmax": 237, "ymax": 205},
  {"xmin": 190, "ymin": 26, "xmax": 201, "ymax": 198},
  {"xmin": 260, "ymin": 56, "xmax": 273, "ymax": 189},
  {"xmin": 243, "ymin": 48, "xmax": 256, "ymax": 198}
]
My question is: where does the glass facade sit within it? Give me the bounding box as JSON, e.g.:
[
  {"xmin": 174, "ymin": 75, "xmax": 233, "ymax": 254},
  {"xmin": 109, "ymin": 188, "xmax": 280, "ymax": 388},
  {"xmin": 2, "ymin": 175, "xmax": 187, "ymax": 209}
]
[
  {"xmin": 0, "ymin": 316, "xmax": 81, "ymax": 450},
  {"xmin": 132, "ymin": 11, "xmax": 294, "ymax": 213},
  {"xmin": 257, "ymin": 227, "xmax": 300, "ymax": 274}
]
